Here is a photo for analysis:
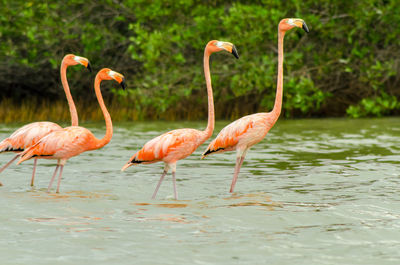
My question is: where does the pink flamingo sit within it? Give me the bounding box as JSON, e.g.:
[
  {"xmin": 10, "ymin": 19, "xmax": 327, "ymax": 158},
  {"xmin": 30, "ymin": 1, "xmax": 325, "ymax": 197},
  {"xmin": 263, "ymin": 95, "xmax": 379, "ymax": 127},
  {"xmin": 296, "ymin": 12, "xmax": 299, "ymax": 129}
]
[
  {"xmin": 202, "ymin": 18, "xmax": 309, "ymax": 193},
  {"xmin": 0, "ymin": 54, "xmax": 91, "ymax": 186},
  {"xmin": 17, "ymin": 68, "xmax": 126, "ymax": 193},
  {"xmin": 121, "ymin": 40, "xmax": 239, "ymax": 199}
]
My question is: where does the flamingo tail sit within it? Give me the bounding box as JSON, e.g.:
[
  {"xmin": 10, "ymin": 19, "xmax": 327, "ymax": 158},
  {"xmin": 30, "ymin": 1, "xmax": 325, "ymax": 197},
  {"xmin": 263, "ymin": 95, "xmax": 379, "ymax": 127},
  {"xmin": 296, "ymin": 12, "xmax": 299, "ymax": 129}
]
[
  {"xmin": 17, "ymin": 147, "xmax": 39, "ymax": 165},
  {"xmin": 0, "ymin": 139, "xmax": 23, "ymax": 153},
  {"xmin": 121, "ymin": 154, "xmax": 147, "ymax": 171},
  {"xmin": 121, "ymin": 162, "xmax": 133, "ymax": 171},
  {"xmin": 202, "ymin": 147, "xmax": 225, "ymax": 159}
]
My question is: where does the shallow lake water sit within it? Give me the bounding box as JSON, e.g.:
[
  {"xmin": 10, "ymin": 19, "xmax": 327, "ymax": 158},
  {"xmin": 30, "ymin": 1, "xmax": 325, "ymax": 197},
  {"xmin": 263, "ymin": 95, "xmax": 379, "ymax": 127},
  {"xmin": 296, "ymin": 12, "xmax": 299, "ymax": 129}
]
[{"xmin": 1, "ymin": 118, "xmax": 400, "ymax": 264}]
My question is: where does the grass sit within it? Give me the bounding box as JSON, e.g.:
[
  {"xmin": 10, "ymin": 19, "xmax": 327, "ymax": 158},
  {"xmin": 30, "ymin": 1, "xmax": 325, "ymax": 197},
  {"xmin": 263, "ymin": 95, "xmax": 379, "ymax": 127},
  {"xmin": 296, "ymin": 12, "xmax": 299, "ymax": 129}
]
[
  {"xmin": 0, "ymin": 96, "xmax": 258, "ymax": 124},
  {"xmin": 0, "ymin": 98, "xmax": 142, "ymax": 124}
]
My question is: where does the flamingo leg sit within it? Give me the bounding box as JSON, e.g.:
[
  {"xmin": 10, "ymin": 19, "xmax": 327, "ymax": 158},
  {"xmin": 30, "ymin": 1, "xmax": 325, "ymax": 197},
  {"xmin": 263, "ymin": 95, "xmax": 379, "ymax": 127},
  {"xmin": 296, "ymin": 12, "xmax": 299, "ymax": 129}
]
[
  {"xmin": 152, "ymin": 170, "xmax": 167, "ymax": 199},
  {"xmin": 56, "ymin": 165, "xmax": 64, "ymax": 193},
  {"xmin": 47, "ymin": 165, "xmax": 60, "ymax": 192},
  {"xmin": 0, "ymin": 154, "xmax": 19, "ymax": 174},
  {"xmin": 0, "ymin": 154, "xmax": 19, "ymax": 186},
  {"xmin": 172, "ymin": 171, "xmax": 178, "ymax": 200},
  {"xmin": 30, "ymin": 158, "xmax": 37, "ymax": 186},
  {"xmin": 230, "ymin": 156, "xmax": 245, "ymax": 193}
]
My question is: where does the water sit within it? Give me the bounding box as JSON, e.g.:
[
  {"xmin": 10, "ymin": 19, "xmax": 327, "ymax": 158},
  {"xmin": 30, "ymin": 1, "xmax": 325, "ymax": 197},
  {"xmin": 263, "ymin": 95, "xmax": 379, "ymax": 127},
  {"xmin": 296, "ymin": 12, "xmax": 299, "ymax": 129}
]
[{"xmin": 1, "ymin": 118, "xmax": 400, "ymax": 265}]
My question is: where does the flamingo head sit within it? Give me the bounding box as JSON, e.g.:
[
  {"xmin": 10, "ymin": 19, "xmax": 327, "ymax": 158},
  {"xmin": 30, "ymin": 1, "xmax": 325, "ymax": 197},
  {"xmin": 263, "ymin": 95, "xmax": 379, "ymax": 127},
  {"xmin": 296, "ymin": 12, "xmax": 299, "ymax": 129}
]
[
  {"xmin": 207, "ymin": 40, "xmax": 239, "ymax": 59},
  {"xmin": 63, "ymin": 54, "xmax": 92, "ymax": 72},
  {"xmin": 279, "ymin": 18, "xmax": 309, "ymax": 33},
  {"xmin": 98, "ymin": 68, "xmax": 127, "ymax": 90}
]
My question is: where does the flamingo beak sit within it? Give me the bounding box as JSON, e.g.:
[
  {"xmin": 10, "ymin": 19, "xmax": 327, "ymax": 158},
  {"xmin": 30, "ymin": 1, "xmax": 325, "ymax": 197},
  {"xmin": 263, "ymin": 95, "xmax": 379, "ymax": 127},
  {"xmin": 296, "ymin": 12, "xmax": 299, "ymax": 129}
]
[
  {"xmin": 86, "ymin": 62, "xmax": 92, "ymax": 73},
  {"xmin": 120, "ymin": 78, "xmax": 127, "ymax": 90},
  {"xmin": 232, "ymin": 45, "xmax": 239, "ymax": 59},
  {"xmin": 121, "ymin": 162, "xmax": 132, "ymax": 171},
  {"xmin": 302, "ymin": 21, "xmax": 309, "ymax": 33}
]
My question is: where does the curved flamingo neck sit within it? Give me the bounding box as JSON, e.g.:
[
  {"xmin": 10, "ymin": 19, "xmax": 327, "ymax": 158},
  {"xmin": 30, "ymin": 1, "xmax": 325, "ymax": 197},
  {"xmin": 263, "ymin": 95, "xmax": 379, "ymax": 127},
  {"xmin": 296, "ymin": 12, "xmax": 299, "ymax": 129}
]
[
  {"xmin": 203, "ymin": 47, "xmax": 214, "ymax": 139},
  {"xmin": 60, "ymin": 59, "xmax": 78, "ymax": 126},
  {"xmin": 271, "ymin": 29, "xmax": 286, "ymax": 121},
  {"xmin": 93, "ymin": 75, "xmax": 113, "ymax": 149}
]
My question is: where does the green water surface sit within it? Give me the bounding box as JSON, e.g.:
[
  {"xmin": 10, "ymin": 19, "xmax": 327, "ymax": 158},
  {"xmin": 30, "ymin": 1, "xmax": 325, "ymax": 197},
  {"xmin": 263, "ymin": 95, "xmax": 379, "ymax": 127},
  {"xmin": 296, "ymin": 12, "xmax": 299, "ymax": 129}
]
[{"xmin": 1, "ymin": 118, "xmax": 400, "ymax": 265}]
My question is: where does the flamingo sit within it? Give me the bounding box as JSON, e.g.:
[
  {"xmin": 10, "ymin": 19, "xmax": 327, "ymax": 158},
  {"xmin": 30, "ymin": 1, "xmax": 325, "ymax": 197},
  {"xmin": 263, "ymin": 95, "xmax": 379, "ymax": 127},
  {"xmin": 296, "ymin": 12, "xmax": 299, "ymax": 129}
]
[
  {"xmin": 202, "ymin": 18, "xmax": 309, "ymax": 193},
  {"xmin": 121, "ymin": 40, "xmax": 239, "ymax": 200},
  {"xmin": 0, "ymin": 54, "xmax": 91, "ymax": 186},
  {"xmin": 16, "ymin": 68, "xmax": 126, "ymax": 193}
]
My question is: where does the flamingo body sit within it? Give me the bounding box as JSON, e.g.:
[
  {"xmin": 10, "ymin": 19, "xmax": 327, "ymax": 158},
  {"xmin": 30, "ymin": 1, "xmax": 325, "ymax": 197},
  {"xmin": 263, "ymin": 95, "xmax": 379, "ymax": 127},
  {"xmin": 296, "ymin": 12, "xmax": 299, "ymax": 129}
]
[
  {"xmin": 18, "ymin": 126, "xmax": 98, "ymax": 163},
  {"xmin": 122, "ymin": 128, "xmax": 207, "ymax": 200},
  {"xmin": 0, "ymin": 122, "xmax": 61, "ymax": 153},
  {"xmin": 203, "ymin": 113, "xmax": 276, "ymax": 157},
  {"xmin": 127, "ymin": 129, "xmax": 206, "ymax": 165}
]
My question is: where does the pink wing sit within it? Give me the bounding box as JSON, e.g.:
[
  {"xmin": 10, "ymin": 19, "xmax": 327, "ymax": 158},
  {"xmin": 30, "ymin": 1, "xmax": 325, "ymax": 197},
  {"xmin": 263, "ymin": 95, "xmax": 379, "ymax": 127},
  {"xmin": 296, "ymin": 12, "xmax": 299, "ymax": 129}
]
[
  {"xmin": 18, "ymin": 126, "xmax": 96, "ymax": 163},
  {"xmin": 127, "ymin": 128, "xmax": 204, "ymax": 164},
  {"xmin": 203, "ymin": 113, "xmax": 273, "ymax": 157},
  {"xmin": 0, "ymin": 122, "xmax": 62, "ymax": 152}
]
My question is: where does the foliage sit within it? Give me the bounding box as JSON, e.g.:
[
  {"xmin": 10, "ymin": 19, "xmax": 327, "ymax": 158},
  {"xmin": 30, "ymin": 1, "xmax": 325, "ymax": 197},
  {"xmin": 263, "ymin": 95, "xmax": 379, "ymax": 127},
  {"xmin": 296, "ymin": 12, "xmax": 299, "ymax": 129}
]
[
  {"xmin": 1, "ymin": 0, "xmax": 400, "ymax": 121},
  {"xmin": 346, "ymin": 92, "xmax": 400, "ymax": 118}
]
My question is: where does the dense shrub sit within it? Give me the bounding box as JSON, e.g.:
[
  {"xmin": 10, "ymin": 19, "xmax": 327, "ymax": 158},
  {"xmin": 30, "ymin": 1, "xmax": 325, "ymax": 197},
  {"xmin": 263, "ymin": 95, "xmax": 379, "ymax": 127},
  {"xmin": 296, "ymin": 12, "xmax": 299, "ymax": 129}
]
[{"xmin": 1, "ymin": 0, "xmax": 400, "ymax": 120}]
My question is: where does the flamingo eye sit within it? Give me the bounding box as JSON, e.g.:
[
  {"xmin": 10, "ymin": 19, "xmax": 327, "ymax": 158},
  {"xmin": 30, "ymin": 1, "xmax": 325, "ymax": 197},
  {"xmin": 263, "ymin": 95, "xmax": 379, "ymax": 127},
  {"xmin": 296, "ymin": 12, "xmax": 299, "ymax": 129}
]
[
  {"xmin": 73, "ymin": 56, "xmax": 81, "ymax": 63},
  {"xmin": 215, "ymin": 41, "xmax": 224, "ymax": 48},
  {"xmin": 108, "ymin": 70, "xmax": 116, "ymax": 78}
]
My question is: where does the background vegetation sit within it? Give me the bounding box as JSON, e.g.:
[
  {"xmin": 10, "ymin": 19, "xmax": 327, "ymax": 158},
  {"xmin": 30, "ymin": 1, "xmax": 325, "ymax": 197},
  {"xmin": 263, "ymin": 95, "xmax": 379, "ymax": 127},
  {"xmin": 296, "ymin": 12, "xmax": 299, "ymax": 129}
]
[{"xmin": 1, "ymin": 0, "xmax": 400, "ymax": 122}]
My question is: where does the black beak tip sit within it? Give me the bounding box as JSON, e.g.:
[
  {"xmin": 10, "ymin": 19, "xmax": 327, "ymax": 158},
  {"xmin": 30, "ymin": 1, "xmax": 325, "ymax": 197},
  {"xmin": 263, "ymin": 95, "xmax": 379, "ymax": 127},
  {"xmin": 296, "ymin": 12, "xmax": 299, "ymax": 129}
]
[
  {"xmin": 302, "ymin": 22, "xmax": 309, "ymax": 33},
  {"xmin": 86, "ymin": 63, "xmax": 92, "ymax": 73},
  {"xmin": 232, "ymin": 45, "xmax": 239, "ymax": 59},
  {"xmin": 120, "ymin": 78, "xmax": 127, "ymax": 90}
]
